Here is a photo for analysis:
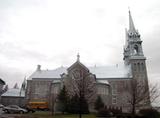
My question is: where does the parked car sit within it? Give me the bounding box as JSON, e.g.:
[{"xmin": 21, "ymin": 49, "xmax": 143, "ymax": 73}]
[
  {"xmin": 0, "ymin": 104, "xmax": 4, "ymax": 108},
  {"xmin": 3, "ymin": 105, "xmax": 27, "ymax": 114}
]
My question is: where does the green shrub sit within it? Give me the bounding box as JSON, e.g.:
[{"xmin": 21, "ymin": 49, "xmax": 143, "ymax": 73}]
[
  {"xmin": 97, "ymin": 108, "xmax": 112, "ymax": 117},
  {"xmin": 139, "ymin": 108, "xmax": 160, "ymax": 118},
  {"xmin": 94, "ymin": 96, "xmax": 104, "ymax": 111},
  {"xmin": 109, "ymin": 108, "xmax": 122, "ymax": 115}
]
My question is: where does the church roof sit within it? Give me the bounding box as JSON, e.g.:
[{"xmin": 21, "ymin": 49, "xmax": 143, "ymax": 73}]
[
  {"xmin": 28, "ymin": 63, "xmax": 131, "ymax": 80},
  {"xmin": 89, "ymin": 64, "xmax": 131, "ymax": 79},
  {"xmin": 1, "ymin": 88, "xmax": 25, "ymax": 97},
  {"xmin": 67, "ymin": 53, "xmax": 89, "ymax": 72},
  {"xmin": 28, "ymin": 67, "xmax": 67, "ymax": 80}
]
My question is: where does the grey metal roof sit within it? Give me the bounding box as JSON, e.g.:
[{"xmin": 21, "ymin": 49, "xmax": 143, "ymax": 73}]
[
  {"xmin": 28, "ymin": 63, "xmax": 132, "ymax": 80},
  {"xmin": 1, "ymin": 88, "xmax": 25, "ymax": 97}
]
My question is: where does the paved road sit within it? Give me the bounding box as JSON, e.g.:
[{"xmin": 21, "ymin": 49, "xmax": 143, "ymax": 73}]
[
  {"xmin": 0, "ymin": 108, "xmax": 3, "ymax": 115},
  {"xmin": 0, "ymin": 109, "xmax": 14, "ymax": 118}
]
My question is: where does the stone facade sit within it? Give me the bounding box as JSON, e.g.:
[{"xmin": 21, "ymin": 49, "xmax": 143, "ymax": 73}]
[
  {"xmin": 26, "ymin": 11, "xmax": 150, "ymax": 113},
  {"xmin": 26, "ymin": 80, "xmax": 51, "ymax": 102},
  {"xmin": 1, "ymin": 96, "xmax": 25, "ymax": 107},
  {"xmin": 1, "ymin": 88, "xmax": 26, "ymax": 107}
]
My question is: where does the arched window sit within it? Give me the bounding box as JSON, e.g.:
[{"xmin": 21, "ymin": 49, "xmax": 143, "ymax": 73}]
[
  {"xmin": 141, "ymin": 63, "xmax": 144, "ymax": 71},
  {"xmin": 134, "ymin": 63, "xmax": 136, "ymax": 71},
  {"xmin": 133, "ymin": 45, "xmax": 139, "ymax": 55},
  {"xmin": 137, "ymin": 63, "xmax": 140, "ymax": 72},
  {"xmin": 97, "ymin": 86, "xmax": 109, "ymax": 95}
]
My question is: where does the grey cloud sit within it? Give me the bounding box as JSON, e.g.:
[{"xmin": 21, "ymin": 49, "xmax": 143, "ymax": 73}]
[
  {"xmin": 0, "ymin": 0, "xmax": 45, "ymax": 9},
  {"xmin": 143, "ymin": 25, "xmax": 160, "ymax": 77},
  {"xmin": 0, "ymin": 65, "xmax": 25, "ymax": 88},
  {"xmin": 0, "ymin": 0, "xmax": 159, "ymax": 87},
  {"xmin": 0, "ymin": 42, "xmax": 46, "ymax": 61},
  {"xmin": 95, "ymin": 8, "xmax": 105, "ymax": 18}
]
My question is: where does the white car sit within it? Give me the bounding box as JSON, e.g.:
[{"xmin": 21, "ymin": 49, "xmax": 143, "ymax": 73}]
[
  {"xmin": 3, "ymin": 105, "xmax": 27, "ymax": 114},
  {"xmin": 0, "ymin": 104, "xmax": 4, "ymax": 108}
]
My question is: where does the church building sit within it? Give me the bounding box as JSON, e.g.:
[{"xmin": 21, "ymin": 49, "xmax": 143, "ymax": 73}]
[{"xmin": 26, "ymin": 11, "xmax": 150, "ymax": 113}]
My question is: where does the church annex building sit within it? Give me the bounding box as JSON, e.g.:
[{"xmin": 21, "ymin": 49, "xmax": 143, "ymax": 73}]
[{"xmin": 26, "ymin": 11, "xmax": 150, "ymax": 113}]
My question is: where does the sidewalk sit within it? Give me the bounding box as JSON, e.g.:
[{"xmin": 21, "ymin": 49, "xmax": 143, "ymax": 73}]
[{"xmin": 0, "ymin": 108, "xmax": 3, "ymax": 115}]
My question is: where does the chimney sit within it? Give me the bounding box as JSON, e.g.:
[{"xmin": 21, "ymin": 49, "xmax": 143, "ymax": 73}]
[{"xmin": 37, "ymin": 65, "xmax": 41, "ymax": 71}]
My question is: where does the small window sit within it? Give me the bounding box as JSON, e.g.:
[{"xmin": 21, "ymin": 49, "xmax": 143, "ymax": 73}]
[
  {"xmin": 112, "ymin": 95, "xmax": 117, "ymax": 104},
  {"xmin": 53, "ymin": 86, "xmax": 58, "ymax": 94},
  {"xmin": 112, "ymin": 83, "xmax": 117, "ymax": 95}
]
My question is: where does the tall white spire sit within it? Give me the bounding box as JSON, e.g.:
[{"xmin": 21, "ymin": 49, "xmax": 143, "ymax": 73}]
[{"xmin": 129, "ymin": 10, "xmax": 136, "ymax": 32}]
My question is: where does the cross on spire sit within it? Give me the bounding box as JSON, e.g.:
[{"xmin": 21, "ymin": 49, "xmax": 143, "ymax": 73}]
[{"xmin": 77, "ymin": 53, "xmax": 80, "ymax": 62}]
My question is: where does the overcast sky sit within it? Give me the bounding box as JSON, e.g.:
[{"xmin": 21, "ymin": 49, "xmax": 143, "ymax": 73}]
[{"xmin": 0, "ymin": 0, "xmax": 160, "ymax": 88}]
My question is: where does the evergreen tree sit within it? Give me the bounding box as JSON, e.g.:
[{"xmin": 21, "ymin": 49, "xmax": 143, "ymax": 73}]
[
  {"xmin": 21, "ymin": 77, "xmax": 26, "ymax": 90},
  {"xmin": 57, "ymin": 85, "xmax": 68, "ymax": 113},
  {"xmin": 80, "ymin": 95, "xmax": 89, "ymax": 114},
  {"xmin": 13, "ymin": 83, "xmax": 19, "ymax": 89},
  {"xmin": 4, "ymin": 85, "xmax": 8, "ymax": 91},
  {"xmin": 67, "ymin": 94, "xmax": 89, "ymax": 114},
  {"xmin": 67, "ymin": 94, "xmax": 79, "ymax": 113},
  {"xmin": 94, "ymin": 95, "xmax": 104, "ymax": 111}
]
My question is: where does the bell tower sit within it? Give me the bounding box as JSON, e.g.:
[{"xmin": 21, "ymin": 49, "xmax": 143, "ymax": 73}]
[{"xmin": 123, "ymin": 10, "xmax": 148, "ymax": 82}]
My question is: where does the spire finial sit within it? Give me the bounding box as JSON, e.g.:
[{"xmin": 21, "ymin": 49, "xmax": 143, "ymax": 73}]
[
  {"xmin": 128, "ymin": 6, "xmax": 130, "ymax": 12},
  {"xmin": 129, "ymin": 9, "xmax": 136, "ymax": 32},
  {"xmin": 77, "ymin": 53, "xmax": 80, "ymax": 62}
]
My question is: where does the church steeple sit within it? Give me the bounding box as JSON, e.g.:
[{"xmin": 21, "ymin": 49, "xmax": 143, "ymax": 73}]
[
  {"xmin": 123, "ymin": 10, "xmax": 145, "ymax": 65},
  {"xmin": 125, "ymin": 10, "xmax": 149, "ymax": 108},
  {"xmin": 129, "ymin": 10, "xmax": 136, "ymax": 33},
  {"xmin": 123, "ymin": 10, "xmax": 148, "ymax": 87}
]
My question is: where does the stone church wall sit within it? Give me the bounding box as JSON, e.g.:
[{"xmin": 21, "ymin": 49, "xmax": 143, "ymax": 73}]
[{"xmin": 26, "ymin": 80, "xmax": 52, "ymax": 103}]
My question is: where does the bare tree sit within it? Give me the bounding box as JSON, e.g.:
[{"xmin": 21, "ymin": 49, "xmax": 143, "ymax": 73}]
[
  {"xmin": 72, "ymin": 73, "xmax": 96, "ymax": 103},
  {"xmin": 13, "ymin": 83, "xmax": 19, "ymax": 89},
  {"xmin": 50, "ymin": 93, "xmax": 56, "ymax": 116},
  {"xmin": 72, "ymin": 72, "xmax": 96, "ymax": 118},
  {"xmin": 50, "ymin": 83, "xmax": 60, "ymax": 116},
  {"xmin": 2, "ymin": 84, "xmax": 8, "ymax": 93},
  {"xmin": 63, "ymin": 69, "xmax": 96, "ymax": 118},
  {"xmin": 149, "ymin": 84, "xmax": 160, "ymax": 104},
  {"xmin": 126, "ymin": 79, "xmax": 159, "ymax": 117}
]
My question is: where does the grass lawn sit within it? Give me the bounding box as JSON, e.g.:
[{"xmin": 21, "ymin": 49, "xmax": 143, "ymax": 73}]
[{"xmin": 21, "ymin": 111, "xmax": 96, "ymax": 118}]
